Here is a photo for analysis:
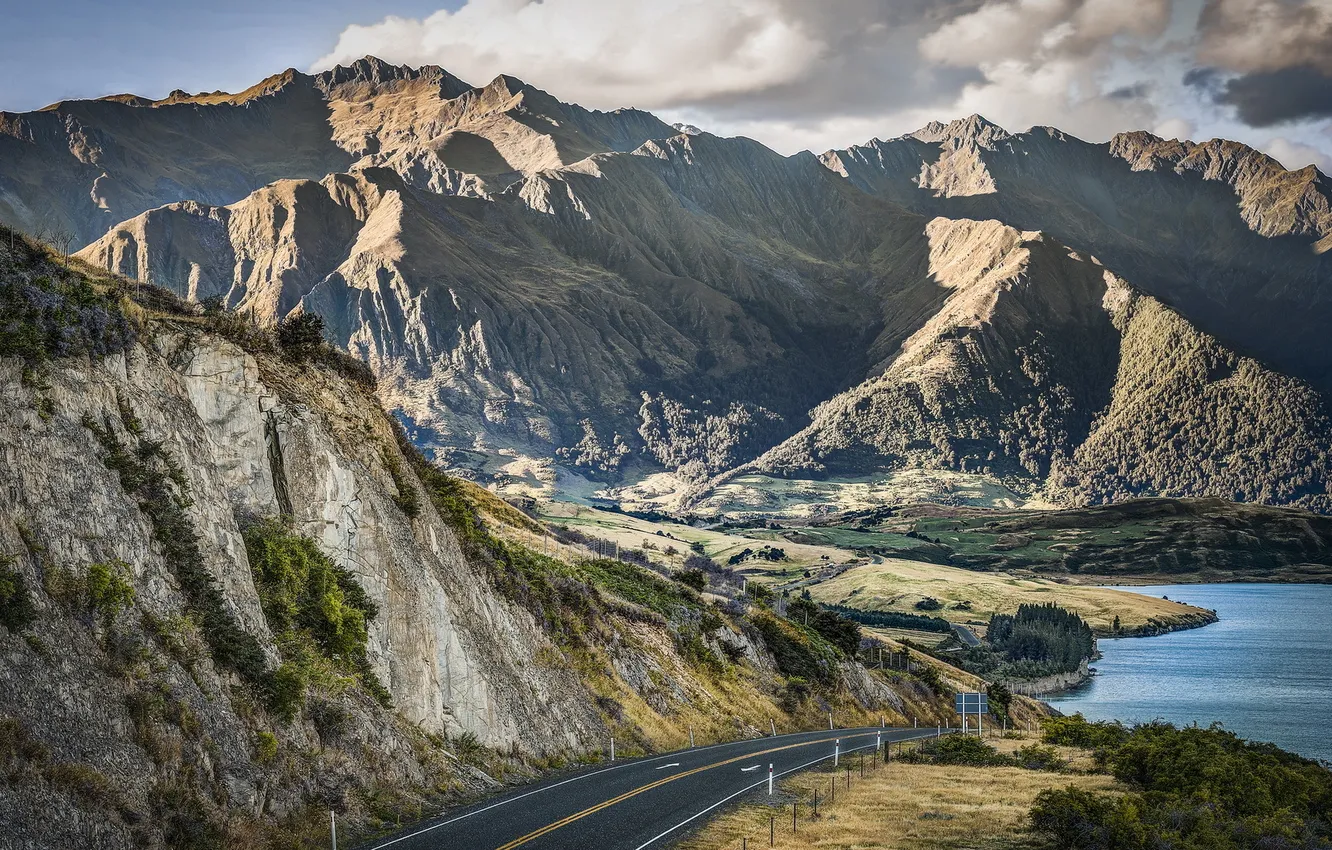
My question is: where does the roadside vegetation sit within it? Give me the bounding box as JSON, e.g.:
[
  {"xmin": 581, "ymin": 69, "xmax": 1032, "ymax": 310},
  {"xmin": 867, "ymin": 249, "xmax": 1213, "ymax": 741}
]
[
  {"xmin": 682, "ymin": 718, "xmax": 1332, "ymax": 850},
  {"xmin": 1034, "ymin": 715, "xmax": 1332, "ymax": 850}
]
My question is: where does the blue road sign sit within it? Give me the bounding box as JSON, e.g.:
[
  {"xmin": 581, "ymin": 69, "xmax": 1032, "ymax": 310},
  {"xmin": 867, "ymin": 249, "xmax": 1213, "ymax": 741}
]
[{"xmin": 955, "ymin": 692, "xmax": 988, "ymax": 714}]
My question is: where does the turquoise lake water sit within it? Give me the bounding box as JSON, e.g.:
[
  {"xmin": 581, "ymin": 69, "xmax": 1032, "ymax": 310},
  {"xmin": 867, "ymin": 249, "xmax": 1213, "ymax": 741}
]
[{"xmin": 1044, "ymin": 583, "xmax": 1332, "ymax": 763}]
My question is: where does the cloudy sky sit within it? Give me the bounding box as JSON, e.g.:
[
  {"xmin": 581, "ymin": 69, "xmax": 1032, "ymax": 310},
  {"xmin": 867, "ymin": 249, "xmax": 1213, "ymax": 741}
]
[{"xmin": 5, "ymin": 0, "xmax": 1331, "ymax": 170}]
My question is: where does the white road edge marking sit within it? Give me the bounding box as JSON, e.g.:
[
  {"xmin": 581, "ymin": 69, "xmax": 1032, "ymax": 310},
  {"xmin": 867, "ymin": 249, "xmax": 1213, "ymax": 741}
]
[
  {"xmin": 632, "ymin": 733, "xmax": 935, "ymax": 850},
  {"xmin": 739, "ymin": 765, "xmax": 761, "ymax": 772},
  {"xmin": 655, "ymin": 763, "xmax": 681, "ymax": 770},
  {"xmin": 363, "ymin": 728, "xmax": 887, "ymax": 849}
]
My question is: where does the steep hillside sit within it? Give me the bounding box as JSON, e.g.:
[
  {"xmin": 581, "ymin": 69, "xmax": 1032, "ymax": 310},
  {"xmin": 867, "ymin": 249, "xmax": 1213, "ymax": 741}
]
[
  {"xmin": 76, "ymin": 132, "xmax": 944, "ymax": 481},
  {"xmin": 821, "ymin": 117, "xmax": 1332, "ymax": 394},
  {"xmin": 747, "ymin": 218, "xmax": 1332, "ymax": 513},
  {"xmin": 0, "ymin": 231, "xmax": 990, "ymax": 847}
]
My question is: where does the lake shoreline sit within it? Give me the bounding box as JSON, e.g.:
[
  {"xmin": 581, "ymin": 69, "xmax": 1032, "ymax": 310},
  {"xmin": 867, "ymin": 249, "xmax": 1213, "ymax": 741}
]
[{"xmin": 1044, "ymin": 583, "xmax": 1332, "ymax": 763}]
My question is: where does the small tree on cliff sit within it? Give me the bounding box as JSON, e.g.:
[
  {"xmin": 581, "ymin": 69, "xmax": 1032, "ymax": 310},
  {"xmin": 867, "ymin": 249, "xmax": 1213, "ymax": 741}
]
[{"xmin": 276, "ymin": 312, "xmax": 327, "ymax": 361}]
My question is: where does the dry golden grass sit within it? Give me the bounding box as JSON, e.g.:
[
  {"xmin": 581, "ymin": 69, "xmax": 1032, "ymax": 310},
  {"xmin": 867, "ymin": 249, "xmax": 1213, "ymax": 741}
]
[
  {"xmin": 809, "ymin": 558, "xmax": 1210, "ymax": 632},
  {"xmin": 678, "ymin": 742, "xmax": 1120, "ymax": 850},
  {"xmin": 538, "ymin": 504, "xmax": 1212, "ymax": 633}
]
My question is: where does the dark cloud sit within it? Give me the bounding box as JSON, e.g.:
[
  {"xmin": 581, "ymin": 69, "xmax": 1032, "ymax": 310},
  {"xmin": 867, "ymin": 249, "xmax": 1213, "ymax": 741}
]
[
  {"xmin": 1183, "ymin": 67, "xmax": 1221, "ymax": 91},
  {"xmin": 1196, "ymin": 0, "xmax": 1332, "ymax": 75},
  {"xmin": 1108, "ymin": 83, "xmax": 1150, "ymax": 100},
  {"xmin": 1217, "ymin": 65, "xmax": 1332, "ymax": 126}
]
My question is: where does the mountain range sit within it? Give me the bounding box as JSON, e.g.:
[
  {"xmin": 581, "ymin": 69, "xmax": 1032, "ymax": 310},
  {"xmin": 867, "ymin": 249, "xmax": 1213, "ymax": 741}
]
[{"xmin": 2, "ymin": 56, "xmax": 1329, "ymax": 513}]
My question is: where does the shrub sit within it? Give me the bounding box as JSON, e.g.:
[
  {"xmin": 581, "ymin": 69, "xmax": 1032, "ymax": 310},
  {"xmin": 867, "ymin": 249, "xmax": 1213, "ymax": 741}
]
[
  {"xmin": 750, "ymin": 612, "xmax": 837, "ymax": 686},
  {"xmin": 0, "ymin": 557, "xmax": 37, "ymax": 633},
  {"xmin": 1029, "ymin": 721, "xmax": 1332, "ymax": 850},
  {"xmin": 382, "ymin": 448, "xmax": 422, "ymax": 519},
  {"xmin": 243, "ymin": 519, "xmax": 386, "ymax": 708},
  {"xmin": 1041, "ymin": 714, "xmax": 1129, "ymax": 751},
  {"xmin": 85, "ymin": 560, "xmax": 136, "ymax": 625},
  {"xmin": 902, "ymin": 734, "xmax": 1012, "ymax": 767},
  {"xmin": 253, "ymin": 731, "xmax": 278, "ymax": 764},
  {"xmin": 914, "ymin": 597, "xmax": 942, "ymax": 611},
  {"xmin": 675, "ymin": 568, "xmax": 706, "ymax": 592},
  {"xmin": 275, "ymin": 312, "xmax": 326, "ymax": 359},
  {"xmin": 0, "ymin": 269, "xmax": 135, "ymax": 363},
  {"xmin": 1012, "ymin": 743, "xmax": 1067, "ymax": 771}
]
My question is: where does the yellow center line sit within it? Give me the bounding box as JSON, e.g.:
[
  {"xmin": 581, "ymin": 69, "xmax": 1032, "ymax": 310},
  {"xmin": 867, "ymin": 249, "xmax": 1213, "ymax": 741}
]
[{"xmin": 493, "ymin": 731, "xmax": 871, "ymax": 850}]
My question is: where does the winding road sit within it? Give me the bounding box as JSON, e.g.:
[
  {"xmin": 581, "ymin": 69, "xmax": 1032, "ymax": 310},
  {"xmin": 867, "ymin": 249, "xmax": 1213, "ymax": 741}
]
[{"xmin": 361, "ymin": 726, "xmax": 943, "ymax": 850}]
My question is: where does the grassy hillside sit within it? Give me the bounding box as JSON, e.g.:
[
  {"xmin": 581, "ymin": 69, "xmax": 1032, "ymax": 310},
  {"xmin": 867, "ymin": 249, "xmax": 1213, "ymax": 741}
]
[
  {"xmin": 536, "ymin": 503, "xmax": 1216, "ymax": 635},
  {"xmin": 799, "ymin": 497, "xmax": 1332, "ymax": 583}
]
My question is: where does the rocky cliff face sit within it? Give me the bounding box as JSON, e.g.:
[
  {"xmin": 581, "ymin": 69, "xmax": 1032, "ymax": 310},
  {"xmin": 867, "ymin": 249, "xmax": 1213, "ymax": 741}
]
[{"xmin": 0, "ymin": 236, "xmax": 977, "ymax": 847}]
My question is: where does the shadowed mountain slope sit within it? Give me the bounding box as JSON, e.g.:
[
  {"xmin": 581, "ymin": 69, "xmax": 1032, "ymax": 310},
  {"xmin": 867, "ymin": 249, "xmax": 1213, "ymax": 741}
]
[
  {"xmin": 820, "ymin": 117, "xmax": 1332, "ymax": 393},
  {"xmin": 750, "ymin": 218, "xmax": 1332, "ymax": 512}
]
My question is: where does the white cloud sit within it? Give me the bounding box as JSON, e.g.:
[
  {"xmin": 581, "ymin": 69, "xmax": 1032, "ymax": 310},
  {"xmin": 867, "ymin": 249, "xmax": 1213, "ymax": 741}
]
[
  {"xmin": 315, "ymin": 0, "xmax": 1332, "ymax": 165},
  {"xmin": 1263, "ymin": 136, "xmax": 1332, "ymax": 171},
  {"xmin": 315, "ymin": 0, "xmax": 827, "ymax": 110},
  {"xmin": 1153, "ymin": 117, "xmax": 1195, "ymax": 140}
]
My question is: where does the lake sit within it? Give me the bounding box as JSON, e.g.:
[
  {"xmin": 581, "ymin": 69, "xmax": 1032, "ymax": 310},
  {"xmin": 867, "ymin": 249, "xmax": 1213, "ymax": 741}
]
[{"xmin": 1045, "ymin": 583, "xmax": 1332, "ymax": 763}]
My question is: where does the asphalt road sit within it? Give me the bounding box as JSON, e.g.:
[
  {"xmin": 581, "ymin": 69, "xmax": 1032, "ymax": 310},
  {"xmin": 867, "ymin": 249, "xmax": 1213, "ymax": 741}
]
[
  {"xmin": 361, "ymin": 726, "xmax": 943, "ymax": 850},
  {"xmin": 952, "ymin": 623, "xmax": 982, "ymax": 647}
]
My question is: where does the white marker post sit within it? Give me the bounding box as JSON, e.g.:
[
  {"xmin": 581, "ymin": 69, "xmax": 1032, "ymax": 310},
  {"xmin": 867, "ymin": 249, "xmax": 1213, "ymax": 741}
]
[
  {"xmin": 768, "ymin": 763, "xmax": 774, "ymax": 795},
  {"xmin": 828, "ymin": 711, "xmax": 834, "ymax": 730},
  {"xmin": 834, "ymin": 739, "xmax": 840, "ymax": 767},
  {"xmin": 689, "ymin": 725, "xmax": 695, "ymax": 748},
  {"xmin": 330, "ymin": 810, "xmax": 337, "ymax": 850},
  {"xmin": 610, "ymin": 737, "xmax": 615, "ymax": 762},
  {"xmin": 876, "ymin": 730, "xmax": 881, "ymax": 753},
  {"xmin": 770, "ymin": 718, "xmax": 777, "ymax": 737}
]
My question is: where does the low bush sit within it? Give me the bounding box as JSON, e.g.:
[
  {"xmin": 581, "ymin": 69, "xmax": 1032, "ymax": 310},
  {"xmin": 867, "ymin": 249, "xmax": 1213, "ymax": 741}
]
[
  {"xmin": 1030, "ymin": 717, "xmax": 1332, "ymax": 850},
  {"xmin": 0, "ymin": 557, "xmax": 37, "ymax": 633},
  {"xmin": 243, "ymin": 518, "xmax": 389, "ymax": 711},
  {"xmin": 0, "ymin": 266, "xmax": 135, "ymax": 363},
  {"xmin": 675, "ymin": 568, "xmax": 707, "ymax": 592},
  {"xmin": 1012, "ymin": 743, "xmax": 1067, "ymax": 772},
  {"xmin": 901, "ymin": 734, "xmax": 1012, "ymax": 767}
]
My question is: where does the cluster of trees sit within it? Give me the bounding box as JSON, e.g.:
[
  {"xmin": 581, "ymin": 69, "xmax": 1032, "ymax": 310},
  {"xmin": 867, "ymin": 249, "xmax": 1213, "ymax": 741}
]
[
  {"xmin": 1033, "ymin": 715, "xmax": 1332, "ymax": 849},
  {"xmin": 726, "ymin": 545, "xmax": 786, "ymax": 565},
  {"xmin": 988, "ymin": 603, "xmax": 1095, "ymax": 669},
  {"xmin": 1050, "ymin": 298, "xmax": 1332, "ymax": 514},
  {"xmin": 636, "ymin": 392, "xmax": 786, "ymax": 479},
  {"xmin": 820, "ymin": 603, "xmax": 953, "ymax": 634},
  {"xmin": 785, "ymin": 594, "xmax": 861, "ymax": 656},
  {"xmin": 961, "ymin": 603, "xmax": 1095, "ymax": 681}
]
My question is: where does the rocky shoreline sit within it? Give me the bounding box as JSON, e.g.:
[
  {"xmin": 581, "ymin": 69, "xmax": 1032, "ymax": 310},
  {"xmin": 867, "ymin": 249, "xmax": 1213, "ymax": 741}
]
[{"xmin": 1113, "ymin": 608, "xmax": 1219, "ymax": 638}]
